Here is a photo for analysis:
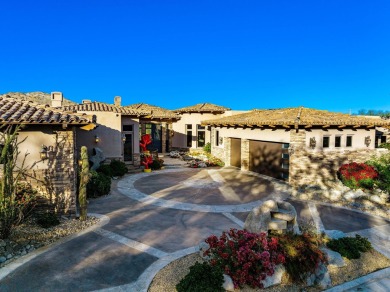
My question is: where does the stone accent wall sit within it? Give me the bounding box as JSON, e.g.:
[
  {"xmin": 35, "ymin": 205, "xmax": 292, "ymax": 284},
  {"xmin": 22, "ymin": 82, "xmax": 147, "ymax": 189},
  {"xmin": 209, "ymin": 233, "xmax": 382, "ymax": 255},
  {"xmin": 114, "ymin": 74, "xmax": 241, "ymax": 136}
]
[
  {"xmin": 289, "ymin": 129, "xmax": 386, "ymax": 189},
  {"xmin": 133, "ymin": 153, "xmax": 141, "ymax": 167},
  {"xmin": 241, "ymin": 139, "xmax": 250, "ymax": 171},
  {"xmin": 26, "ymin": 129, "xmax": 77, "ymax": 214},
  {"xmin": 223, "ymin": 137, "xmax": 231, "ymax": 166},
  {"xmin": 210, "ymin": 128, "xmax": 224, "ymax": 160}
]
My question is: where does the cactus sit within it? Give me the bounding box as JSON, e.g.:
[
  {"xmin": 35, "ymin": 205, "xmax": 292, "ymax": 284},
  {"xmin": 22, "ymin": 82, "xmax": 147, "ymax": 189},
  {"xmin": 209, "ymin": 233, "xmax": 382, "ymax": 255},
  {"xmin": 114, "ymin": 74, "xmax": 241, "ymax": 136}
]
[{"xmin": 79, "ymin": 146, "xmax": 89, "ymax": 221}]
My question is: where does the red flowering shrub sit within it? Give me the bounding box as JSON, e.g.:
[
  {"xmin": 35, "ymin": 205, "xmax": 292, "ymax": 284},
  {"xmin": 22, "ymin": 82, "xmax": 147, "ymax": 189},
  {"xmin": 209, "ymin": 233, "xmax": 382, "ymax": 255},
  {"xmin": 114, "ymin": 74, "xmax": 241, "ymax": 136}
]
[
  {"xmin": 204, "ymin": 229, "xmax": 285, "ymax": 289},
  {"xmin": 338, "ymin": 162, "xmax": 378, "ymax": 189}
]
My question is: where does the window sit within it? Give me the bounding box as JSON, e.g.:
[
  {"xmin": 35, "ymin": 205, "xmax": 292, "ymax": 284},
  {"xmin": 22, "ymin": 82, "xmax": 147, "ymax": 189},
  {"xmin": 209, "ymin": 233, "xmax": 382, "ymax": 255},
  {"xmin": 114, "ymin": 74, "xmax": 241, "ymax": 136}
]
[
  {"xmin": 346, "ymin": 136, "xmax": 353, "ymax": 147},
  {"xmin": 282, "ymin": 162, "xmax": 289, "ymax": 169},
  {"xmin": 335, "ymin": 136, "xmax": 341, "ymax": 147},
  {"xmin": 281, "ymin": 153, "xmax": 289, "ymax": 159},
  {"xmin": 186, "ymin": 124, "xmax": 192, "ymax": 147},
  {"xmin": 197, "ymin": 124, "xmax": 205, "ymax": 147},
  {"xmin": 282, "ymin": 143, "xmax": 289, "ymax": 149},
  {"xmin": 215, "ymin": 130, "xmax": 219, "ymax": 146},
  {"xmin": 122, "ymin": 125, "xmax": 133, "ymax": 131},
  {"xmin": 323, "ymin": 136, "xmax": 330, "ymax": 148}
]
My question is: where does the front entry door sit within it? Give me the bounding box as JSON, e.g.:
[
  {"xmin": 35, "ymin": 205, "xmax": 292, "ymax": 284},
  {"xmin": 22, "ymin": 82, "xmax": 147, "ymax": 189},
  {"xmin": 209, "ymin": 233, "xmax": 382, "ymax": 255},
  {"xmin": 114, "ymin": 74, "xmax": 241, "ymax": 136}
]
[{"xmin": 123, "ymin": 133, "xmax": 133, "ymax": 162}]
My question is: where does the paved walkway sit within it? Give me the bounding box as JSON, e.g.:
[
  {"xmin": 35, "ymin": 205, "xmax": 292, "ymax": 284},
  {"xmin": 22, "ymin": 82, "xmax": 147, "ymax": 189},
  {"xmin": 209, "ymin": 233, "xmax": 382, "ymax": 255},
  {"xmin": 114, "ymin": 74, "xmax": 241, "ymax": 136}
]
[{"xmin": 0, "ymin": 163, "xmax": 389, "ymax": 291}]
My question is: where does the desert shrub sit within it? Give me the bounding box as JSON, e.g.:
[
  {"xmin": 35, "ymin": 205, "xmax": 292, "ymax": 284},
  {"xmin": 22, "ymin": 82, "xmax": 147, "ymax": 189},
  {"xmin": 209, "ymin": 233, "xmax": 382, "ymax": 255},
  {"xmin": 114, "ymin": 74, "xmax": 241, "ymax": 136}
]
[
  {"xmin": 338, "ymin": 162, "xmax": 378, "ymax": 189},
  {"xmin": 36, "ymin": 212, "xmax": 60, "ymax": 228},
  {"xmin": 109, "ymin": 160, "xmax": 128, "ymax": 177},
  {"xmin": 87, "ymin": 170, "xmax": 111, "ymax": 198},
  {"xmin": 206, "ymin": 156, "xmax": 225, "ymax": 167},
  {"xmin": 176, "ymin": 261, "xmax": 224, "ymax": 292},
  {"xmin": 359, "ymin": 178, "xmax": 375, "ymax": 189},
  {"xmin": 203, "ymin": 142, "xmax": 211, "ymax": 154},
  {"xmin": 151, "ymin": 158, "xmax": 164, "ymax": 170},
  {"xmin": 204, "ymin": 229, "xmax": 285, "ymax": 289},
  {"xmin": 327, "ymin": 234, "xmax": 372, "ymax": 259},
  {"xmin": 275, "ymin": 232, "xmax": 327, "ymax": 283},
  {"xmin": 366, "ymin": 153, "xmax": 390, "ymax": 194},
  {"xmin": 97, "ymin": 164, "xmax": 113, "ymax": 177}
]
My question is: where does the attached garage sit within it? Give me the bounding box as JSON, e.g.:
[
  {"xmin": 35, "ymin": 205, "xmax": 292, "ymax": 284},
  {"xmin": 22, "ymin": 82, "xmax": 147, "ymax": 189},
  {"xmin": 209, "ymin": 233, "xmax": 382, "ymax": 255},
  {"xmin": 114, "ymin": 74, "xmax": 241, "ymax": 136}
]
[{"xmin": 249, "ymin": 140, "xmax": 289, "ymax": 180}]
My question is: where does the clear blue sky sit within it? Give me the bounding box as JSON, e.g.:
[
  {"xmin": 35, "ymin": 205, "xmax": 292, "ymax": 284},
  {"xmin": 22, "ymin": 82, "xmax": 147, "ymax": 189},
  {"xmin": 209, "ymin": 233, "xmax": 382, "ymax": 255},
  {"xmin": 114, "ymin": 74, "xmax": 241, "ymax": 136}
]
[{"xmin": 1, "ymin": 0, "xmax": 389, "ymax": 113}]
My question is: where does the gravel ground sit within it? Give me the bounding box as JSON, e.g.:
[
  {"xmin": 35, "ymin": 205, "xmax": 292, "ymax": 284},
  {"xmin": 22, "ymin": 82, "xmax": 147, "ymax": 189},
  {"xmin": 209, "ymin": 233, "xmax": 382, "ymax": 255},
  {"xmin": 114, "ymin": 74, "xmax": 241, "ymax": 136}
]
[
  {"xmin": 149, "ymin": 249, "xmax": 390, "ymax": 292},
  {"xmin": 0, "ymin": 216, "xmax": 99, "ymax": 268}
]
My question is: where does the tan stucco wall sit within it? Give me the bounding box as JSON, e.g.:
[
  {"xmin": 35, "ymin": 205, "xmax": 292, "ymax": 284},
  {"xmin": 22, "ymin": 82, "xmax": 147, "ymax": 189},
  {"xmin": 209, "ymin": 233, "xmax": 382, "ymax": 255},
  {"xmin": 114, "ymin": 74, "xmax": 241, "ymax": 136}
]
[{"xmin": 172, "ymin": 110, "xmax": 247, "ymax": 149}]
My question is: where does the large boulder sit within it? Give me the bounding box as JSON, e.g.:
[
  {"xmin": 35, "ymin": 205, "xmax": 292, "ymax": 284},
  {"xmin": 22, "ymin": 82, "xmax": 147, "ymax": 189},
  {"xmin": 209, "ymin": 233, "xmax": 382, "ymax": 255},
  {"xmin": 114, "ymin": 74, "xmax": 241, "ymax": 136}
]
[
  {"xmin": 261, "ymin": 264, "xmax": 286, "ymax": 288},
  {"xmin": 321, "ymin": 247, "xmax": 345, "ymax": 268},
  {"xmin": 244, "ymin": 200, "xmax": 299, "ymax": 234}
]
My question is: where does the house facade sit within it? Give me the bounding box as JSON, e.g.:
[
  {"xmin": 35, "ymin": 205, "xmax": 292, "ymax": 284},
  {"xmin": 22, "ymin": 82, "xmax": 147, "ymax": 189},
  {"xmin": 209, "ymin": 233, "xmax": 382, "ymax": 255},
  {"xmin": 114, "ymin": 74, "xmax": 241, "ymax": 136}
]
[
  {"xmin": 0, "ymin": 94, "xmax": 95, "ymax": 214},
  {"xmin": 202, "ymin": 107, "xmax": 390, "ymax": 188}
]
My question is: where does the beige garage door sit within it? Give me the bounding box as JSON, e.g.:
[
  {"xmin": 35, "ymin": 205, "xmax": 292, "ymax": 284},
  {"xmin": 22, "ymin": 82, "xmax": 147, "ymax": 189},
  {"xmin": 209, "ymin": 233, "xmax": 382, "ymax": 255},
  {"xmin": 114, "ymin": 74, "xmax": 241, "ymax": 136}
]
[
  {"xmin": 249, "ymin": 140, "xmax": 289, "ymax": 180},
  {"xmin": 230, "ymin": 138, "xmax": 241, "ymax": 168}
]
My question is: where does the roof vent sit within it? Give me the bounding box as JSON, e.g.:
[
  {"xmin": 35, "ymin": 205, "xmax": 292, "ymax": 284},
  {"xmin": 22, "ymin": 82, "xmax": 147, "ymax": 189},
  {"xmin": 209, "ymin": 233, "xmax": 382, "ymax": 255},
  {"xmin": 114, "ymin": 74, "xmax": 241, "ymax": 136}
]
[
  {"xmin": 51, "ymin": 92, "xmax": 63, "ymax": 108},
  {"xmin": 82, "ymin": 99, "xmax": 92, "ymax": 104}
]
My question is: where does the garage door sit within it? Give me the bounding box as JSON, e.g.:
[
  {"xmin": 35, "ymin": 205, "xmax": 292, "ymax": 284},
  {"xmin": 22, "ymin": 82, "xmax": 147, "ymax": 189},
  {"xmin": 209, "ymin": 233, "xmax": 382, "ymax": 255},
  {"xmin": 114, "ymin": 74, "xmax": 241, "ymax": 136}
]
[
  {"xmin": 249, "ymin": 140, "xmax": 289, "ymax": 180},
  {"xmin": 230, "ymin": 138, "xmax": 241, "ymax": 168}
]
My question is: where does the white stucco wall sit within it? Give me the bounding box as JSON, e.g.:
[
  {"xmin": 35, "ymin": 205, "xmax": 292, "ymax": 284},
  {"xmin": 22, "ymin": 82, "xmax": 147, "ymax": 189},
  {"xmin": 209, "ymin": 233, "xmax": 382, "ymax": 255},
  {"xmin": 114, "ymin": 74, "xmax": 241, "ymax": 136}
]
[
  {"xmin": 172, "ymin": 110, "xmax": 247, "ymax": 149},
  {"xmin": 305, "ymin": 128, "xmax": 376, "ymax": 151}
]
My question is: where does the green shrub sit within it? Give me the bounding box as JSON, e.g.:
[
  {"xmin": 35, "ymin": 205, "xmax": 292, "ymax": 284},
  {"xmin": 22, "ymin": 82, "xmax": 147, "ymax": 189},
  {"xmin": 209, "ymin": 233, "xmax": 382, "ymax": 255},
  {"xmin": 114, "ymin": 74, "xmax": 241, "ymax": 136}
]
[
  {"xmin": 97, "ymin": 164, "xmax": 113, "ymax": 177},
  {"xmin": 176, "ymin": 262, "xmax": 224, "ymax": 292},
  {"xmin": 151, "ymin": 158, "xmax": 164, "ymax": 170},
  {"xmin": 87, "ymin": 170, "xmax": 111, "ymax": 198},
  {"xmin": 366, "ymin": 153, "xmax": 390, "ymax": 194},
  {"xmin": 276, "ymin": 232, "xmax": 327, "ymax": 283},
  {"xmin": 203, "ymin": 142, "xmax": 211, "ymax": 154},
  {"xmin": 36, "ymin": 212, "xmax": 60, "ymax": 228},
  {"xmin": 109, "ymin": 160, "xmax": 128, "ymax": 177},
  {"xmin": 327, "ymin": 234, "xmax": 372, "ymax": 259},
  {"xmin": 359, "ymin": 178, "xmax": 375, "ymax": 189},
  {"xmin": 379, "ymin": 142, "xmax": 390, "ymax": 150}
]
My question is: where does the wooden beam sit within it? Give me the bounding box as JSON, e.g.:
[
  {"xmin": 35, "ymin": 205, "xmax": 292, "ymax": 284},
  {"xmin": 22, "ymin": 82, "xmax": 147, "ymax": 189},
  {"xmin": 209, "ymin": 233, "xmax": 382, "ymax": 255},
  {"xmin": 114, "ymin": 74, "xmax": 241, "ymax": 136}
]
[
  {"xmin": 304, "ymin": 125, "xmax": 312, "ymax": 128},
  {"xmin": 338, "ymin": 125, "xmax": 346, "ymax": 128},
  {"xmin": 322, "ymin": 125, "xmax": 330, "ymax": 128}
]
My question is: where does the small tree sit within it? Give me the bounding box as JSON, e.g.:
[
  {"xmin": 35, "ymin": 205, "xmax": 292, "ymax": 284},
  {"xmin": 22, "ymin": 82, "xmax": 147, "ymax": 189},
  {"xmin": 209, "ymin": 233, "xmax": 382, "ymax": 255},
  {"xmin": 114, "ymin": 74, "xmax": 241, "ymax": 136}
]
[
  {"xmin": 78, "ymin": 146, "xmax": 89, "ymax": 221},
  {"xmin": 0, "ymin": 125, "xmax": 34, "ymax": 239}
]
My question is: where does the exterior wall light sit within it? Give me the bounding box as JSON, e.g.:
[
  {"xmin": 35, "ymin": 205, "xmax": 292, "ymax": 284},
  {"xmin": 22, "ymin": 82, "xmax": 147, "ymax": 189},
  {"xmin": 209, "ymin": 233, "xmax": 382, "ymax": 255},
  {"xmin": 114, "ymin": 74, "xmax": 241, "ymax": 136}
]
[
  {"xmin": 40, "ymin": 145, "xmax": 53, "ymax": 160},
  {"xmin": 122, "ymin": 134, "xmax": 126, "ymax": 143},
  {"xmin": 95, "ymin": 135, "xmax": 100, "ymax": 143},
  {"xmin": 309, "ymin": 137, "xmax": 316, "ymax": 149},
  {"xmin": 365, "ymin": 136, "xmax": 371, "ymax": 147}
]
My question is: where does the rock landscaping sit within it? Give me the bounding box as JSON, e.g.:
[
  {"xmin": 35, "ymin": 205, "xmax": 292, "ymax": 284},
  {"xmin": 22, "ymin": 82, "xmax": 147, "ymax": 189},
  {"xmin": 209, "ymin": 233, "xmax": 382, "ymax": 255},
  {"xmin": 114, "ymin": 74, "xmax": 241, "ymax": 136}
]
[{"xmin": 0, "ymin": 216, "xmax": 99, "ymax": 268}]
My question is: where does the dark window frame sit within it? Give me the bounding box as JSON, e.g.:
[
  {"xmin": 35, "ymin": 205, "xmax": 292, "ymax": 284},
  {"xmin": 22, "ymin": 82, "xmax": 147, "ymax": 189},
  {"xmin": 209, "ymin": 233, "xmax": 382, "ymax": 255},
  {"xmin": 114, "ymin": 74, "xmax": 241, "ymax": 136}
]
[
  {"xmin": 335, "ymin": 136, "xmax": 341, "ymax": 148},
  {"xmin": 346, "ymin": 135, "xmax": 353, "ymax": 147},
  {"xmin": 323, "ymin": 136, "xmax": 330, "ymax": 148}
]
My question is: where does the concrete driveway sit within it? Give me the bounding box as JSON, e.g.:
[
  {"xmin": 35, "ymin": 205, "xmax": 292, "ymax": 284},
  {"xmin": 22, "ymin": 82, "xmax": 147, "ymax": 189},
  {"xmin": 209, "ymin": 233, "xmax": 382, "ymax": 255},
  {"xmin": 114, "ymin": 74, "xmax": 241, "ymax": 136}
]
[{"xmin": 0, "ymin": 166, "xmax": 389, "ymax": 291}]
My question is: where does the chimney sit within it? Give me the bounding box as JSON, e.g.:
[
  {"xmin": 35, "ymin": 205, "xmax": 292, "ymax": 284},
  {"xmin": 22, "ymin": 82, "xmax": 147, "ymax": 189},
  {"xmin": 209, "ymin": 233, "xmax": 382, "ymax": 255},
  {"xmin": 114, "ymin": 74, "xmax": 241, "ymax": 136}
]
[
  {"xmin": 114, "ymin": 96, "xmax": 121, "ymax": 107},
  {"xmin": 82, "ymin": 99, "xmax": 92, "ymax": 104},
  {"xmin": 51, "ymin": 92, "xmax": 63, "ymax": 107}
]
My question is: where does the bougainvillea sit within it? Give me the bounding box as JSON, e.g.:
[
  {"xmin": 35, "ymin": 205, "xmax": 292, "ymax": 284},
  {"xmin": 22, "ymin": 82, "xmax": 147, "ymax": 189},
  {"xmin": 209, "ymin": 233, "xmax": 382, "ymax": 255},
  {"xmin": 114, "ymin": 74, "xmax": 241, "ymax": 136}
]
[
  {"xmin": 204, "ymin": 229, "xmax": 285, "ymax": 289},
  {"xmin": 339, "ymin": 162, "xmax": 378, "ymax": 189}
]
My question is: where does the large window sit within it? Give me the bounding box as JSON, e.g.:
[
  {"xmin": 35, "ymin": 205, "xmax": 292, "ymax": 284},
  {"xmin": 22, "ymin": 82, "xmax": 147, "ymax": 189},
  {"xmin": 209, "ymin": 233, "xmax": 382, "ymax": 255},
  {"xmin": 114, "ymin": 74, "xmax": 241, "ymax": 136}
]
[
  {"xmin": 197, "ymin": 125, "xmax": 205, "ymax": 147},
  {"xmin": 323, "ymin": 136, "xmax": 330, "ymax": 148},
  {"xmin": 346, "ymin": 135, "xmax": 353, "ymax": 147},
  {"xmin": 186, "ymin": 124, "xmax": 192, "ymax": 147}
]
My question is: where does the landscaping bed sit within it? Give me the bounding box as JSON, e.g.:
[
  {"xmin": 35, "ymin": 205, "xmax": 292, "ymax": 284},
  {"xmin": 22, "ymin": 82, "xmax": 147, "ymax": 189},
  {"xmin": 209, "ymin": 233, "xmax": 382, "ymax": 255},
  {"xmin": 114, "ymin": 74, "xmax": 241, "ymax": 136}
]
[
  {"xmin": 148, "ymin": 249, "xmax": 390, "ymax": 291},
  {"xmin": 0, "ymin": 216, "xmax": 99, "ymax": 268}
]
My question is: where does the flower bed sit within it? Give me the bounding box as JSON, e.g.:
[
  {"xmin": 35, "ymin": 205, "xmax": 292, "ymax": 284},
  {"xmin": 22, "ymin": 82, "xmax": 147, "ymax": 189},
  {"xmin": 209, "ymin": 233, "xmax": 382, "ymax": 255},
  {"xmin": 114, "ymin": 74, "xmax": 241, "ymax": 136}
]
[{"xmin": 338, "ymin": 162, "xmax": 378, "ymax": 190}]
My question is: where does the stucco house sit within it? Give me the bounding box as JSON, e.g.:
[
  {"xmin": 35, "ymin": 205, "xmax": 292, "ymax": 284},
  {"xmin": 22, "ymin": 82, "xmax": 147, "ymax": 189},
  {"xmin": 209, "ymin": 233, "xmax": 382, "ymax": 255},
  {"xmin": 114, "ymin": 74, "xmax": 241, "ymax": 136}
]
[
  {"xmin": 202, "ymin": 107, "xmax": 390, "ymax": 188},
  {"xmin": 172, "ymin": 103, "xmax": 246, "ymax": 149},
  {"xmin": 0, "ymin": 94, "xmax": 96, "ymax": 214}
]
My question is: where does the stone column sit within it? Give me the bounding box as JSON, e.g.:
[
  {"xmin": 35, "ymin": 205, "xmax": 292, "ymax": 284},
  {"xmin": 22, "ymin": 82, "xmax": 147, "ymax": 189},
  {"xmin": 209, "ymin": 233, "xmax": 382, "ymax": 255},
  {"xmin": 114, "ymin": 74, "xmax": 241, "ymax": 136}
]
[
  {"xmin": 223, "ymin": 137, "xmax": 231, "ymax": 166},
  {"xmin": 168, "ymin": 123, "xmax": 173, "ymax": 152},
  {"xmin": 162, "ymin": 122, "xmax": 167, "ymax": 153},
  {"xmin": 289, "ymin": 129, "xmax": 306, "ymax": 187},
  {"xmin": 241, "ymin": 139, "xmax": 250, "ymax": 171}
]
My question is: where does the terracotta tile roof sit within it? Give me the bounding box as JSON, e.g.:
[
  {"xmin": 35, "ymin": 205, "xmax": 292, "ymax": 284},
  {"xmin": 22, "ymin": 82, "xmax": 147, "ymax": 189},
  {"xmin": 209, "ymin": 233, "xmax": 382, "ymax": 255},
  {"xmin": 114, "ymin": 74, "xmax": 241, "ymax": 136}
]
[
  {"xmin": 63, "ymin": 102, "xmax": 149, "ymax": 116},
  {"xmin": 0, "ymin": 97, "xmax": 94, "ymax": 125},
  {"xmin": 202, "ymin": 107, "xmax": 390, "ymax": 129},
  {"xmin": 174, "ymin": 103, "xmax": 230, "ymax": 113},
  {"xmin": 124, "ymin": 103, "xmax": 180, "ymax": 120}
]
